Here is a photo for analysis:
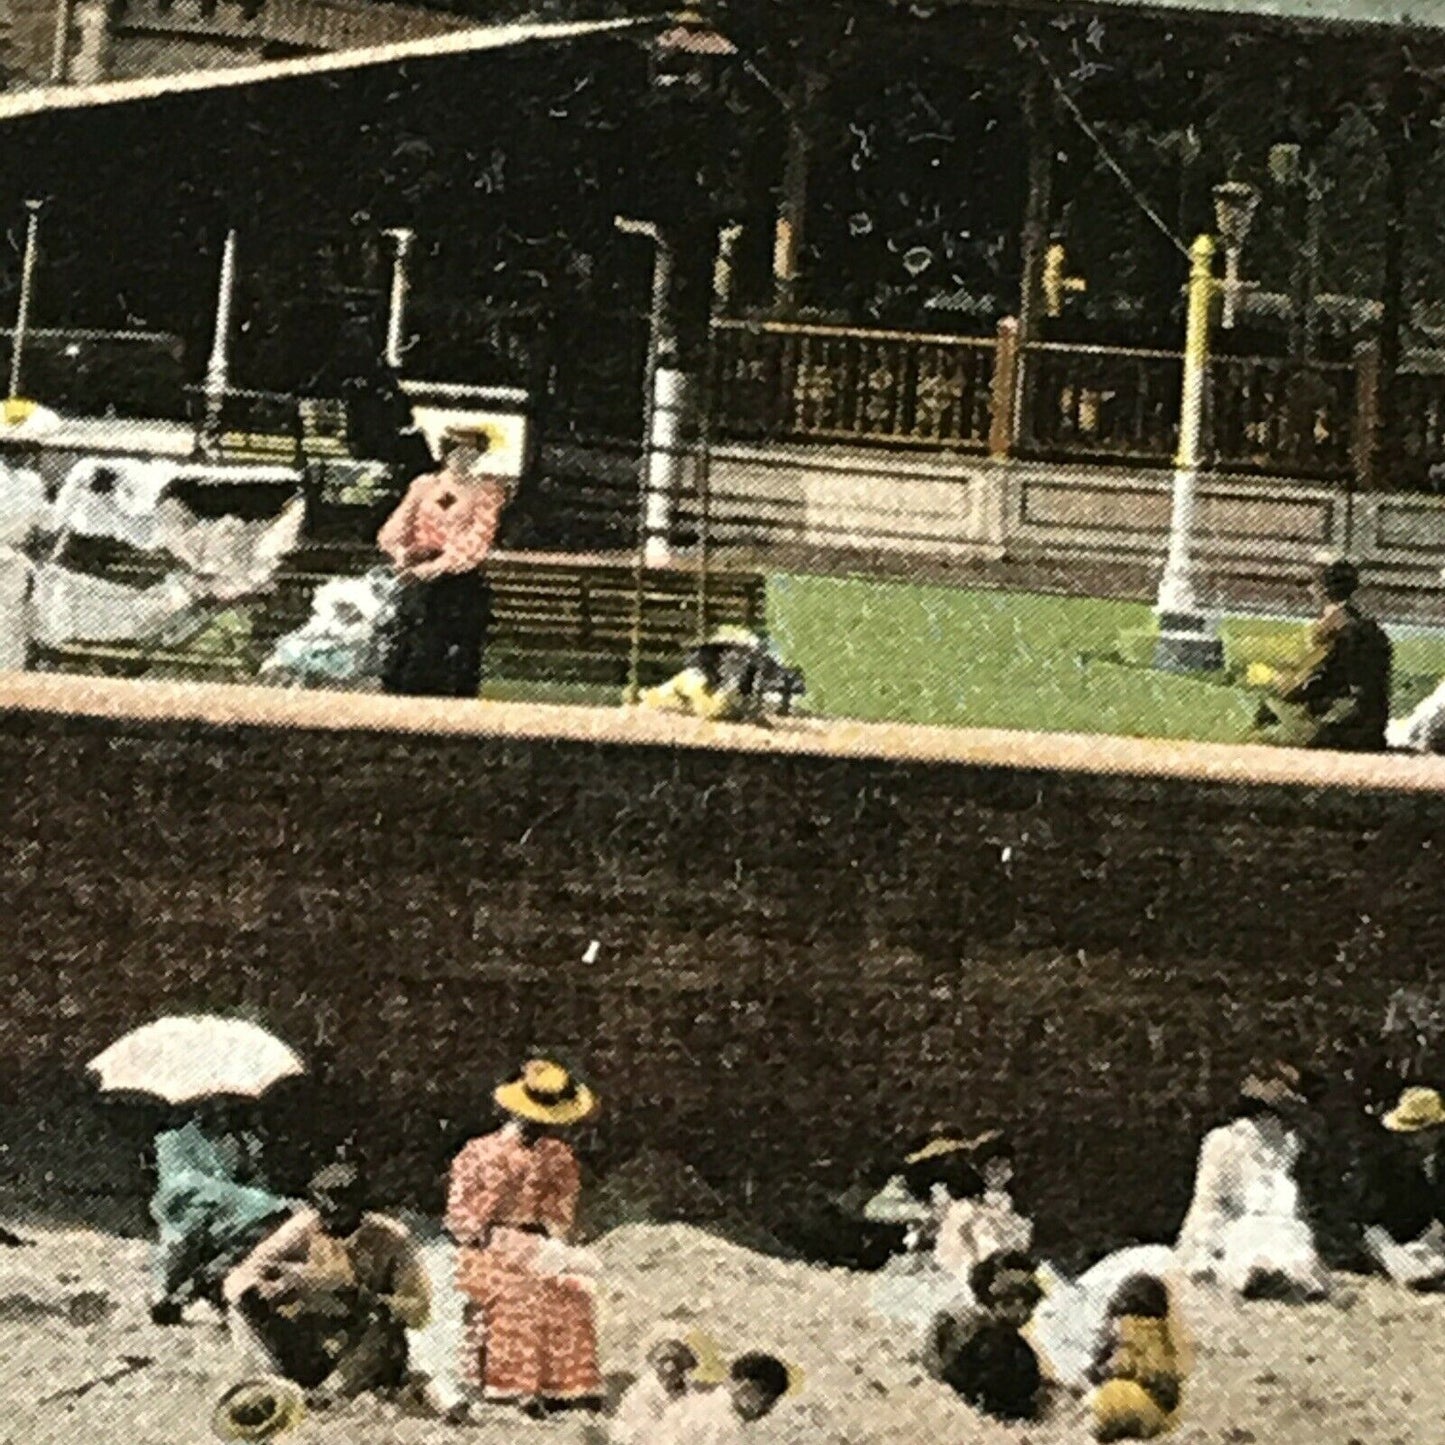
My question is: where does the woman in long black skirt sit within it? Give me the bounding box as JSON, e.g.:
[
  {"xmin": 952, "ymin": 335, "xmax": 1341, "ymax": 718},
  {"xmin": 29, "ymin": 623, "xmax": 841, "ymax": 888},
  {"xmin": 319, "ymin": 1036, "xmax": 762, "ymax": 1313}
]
[{"xmin": 377, "ymin": 426, "xmax": 509, "ymax": 698}]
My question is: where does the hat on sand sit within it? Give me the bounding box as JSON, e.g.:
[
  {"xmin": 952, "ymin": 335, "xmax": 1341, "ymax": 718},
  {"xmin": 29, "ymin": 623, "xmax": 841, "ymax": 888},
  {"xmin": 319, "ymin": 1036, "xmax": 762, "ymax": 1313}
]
[
  {"xmin": 211, "ymin": 1379, "xmax": 306, "ymax": 1441},
  {"xmin": 1091, "ymin": 1378, "xmax": 1174, "ymax": 1442},
  {"xmin": 495, "ymin": 1058, "xmax": 597, "ymax": 1127},
  {"xmin": 686, "ymin": 1331, "xmax": 804, "ymax": 1397},
  {"xmin": 1240, "ymin": 1061, "xmax": 1307, "ymax": 1110},
  {"xmin": 1383, "ymin": 1086, "xmax": 1445, "ymax": 1133}
]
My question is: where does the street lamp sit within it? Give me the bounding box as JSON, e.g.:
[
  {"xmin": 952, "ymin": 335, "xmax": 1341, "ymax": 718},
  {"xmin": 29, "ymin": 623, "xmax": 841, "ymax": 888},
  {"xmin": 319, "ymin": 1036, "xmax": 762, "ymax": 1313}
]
[
  {"xmin": 7, "ymin": 199, "xmax": 44, "ymax": 419},
  {"xmin": 1154, "ymin": 234, "xmax": 1225, "ymax": 673},
  {"xmin": 616, "ymin": 215, "xmax": 679, "ymax": 701},
  {"xmin": 381, "ymin": 227, "xmax": 415, "ymax": 373},
  {"xmin": 1212, "ymin": 181, "xmax": 1259, "ymax": 330}
]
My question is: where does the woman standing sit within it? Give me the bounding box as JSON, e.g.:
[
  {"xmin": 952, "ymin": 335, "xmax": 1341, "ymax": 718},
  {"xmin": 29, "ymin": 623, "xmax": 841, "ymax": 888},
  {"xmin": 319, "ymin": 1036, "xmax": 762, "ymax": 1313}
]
[
  {"xmin": 377, "ymin": 425, "xmax": 509, "ymax": 698},
  {"xmin": 445, "ymin": 1059, "xmax": 602, "ymax": 1418}
]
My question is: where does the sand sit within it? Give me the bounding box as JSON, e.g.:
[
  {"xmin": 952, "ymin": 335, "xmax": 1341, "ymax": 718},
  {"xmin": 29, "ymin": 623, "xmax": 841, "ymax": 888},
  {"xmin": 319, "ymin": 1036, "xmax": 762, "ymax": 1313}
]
[{"xmin": 3, "ymin": 1220, "xmax": 1444, "ymax": 1445}]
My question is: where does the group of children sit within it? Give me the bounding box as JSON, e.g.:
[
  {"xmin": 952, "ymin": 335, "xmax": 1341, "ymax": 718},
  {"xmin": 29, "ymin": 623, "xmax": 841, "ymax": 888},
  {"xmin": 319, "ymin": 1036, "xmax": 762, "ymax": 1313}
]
[
  {"xmin": 920, "ymin": 1248, "xmax": 1185, "ymax": 1440},
  {"xmin": 612, "ymin": 1337, "xmax": 794, "ymax": 1445}
]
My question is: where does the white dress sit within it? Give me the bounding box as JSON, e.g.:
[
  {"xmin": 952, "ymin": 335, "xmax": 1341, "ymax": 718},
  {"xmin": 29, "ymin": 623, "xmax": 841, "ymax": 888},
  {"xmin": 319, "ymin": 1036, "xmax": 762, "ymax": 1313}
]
[
  {"xmin": 0, "ymin": 461, "xmax": 46, "ymax": 670},
  {"xmin": 1174, "ymin": 1117, "xmax": 1328, "ymax": 1299}
]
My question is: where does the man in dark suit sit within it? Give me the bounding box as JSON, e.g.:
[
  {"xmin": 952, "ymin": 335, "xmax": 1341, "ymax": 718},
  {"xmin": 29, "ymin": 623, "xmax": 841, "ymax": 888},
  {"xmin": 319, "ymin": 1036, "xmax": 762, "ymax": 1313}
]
[{"xmin": 1256, "ymin": 558, "xmax": 1392, "ymax": 752}]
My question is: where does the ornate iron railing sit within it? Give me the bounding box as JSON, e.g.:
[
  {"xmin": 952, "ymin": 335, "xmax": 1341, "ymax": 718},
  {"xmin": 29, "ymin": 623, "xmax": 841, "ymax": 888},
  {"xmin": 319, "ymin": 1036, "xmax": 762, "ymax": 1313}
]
[{"xmin": 711, "ymin": 319, "xmax": 996, "ymax": 450}]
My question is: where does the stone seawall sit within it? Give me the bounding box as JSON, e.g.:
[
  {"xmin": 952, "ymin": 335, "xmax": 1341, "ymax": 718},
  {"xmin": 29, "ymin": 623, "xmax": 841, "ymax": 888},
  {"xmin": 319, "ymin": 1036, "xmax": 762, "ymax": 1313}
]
[{"xmin": 2, "ymin": 679, "xmax": 1443, "ymax": 1262}]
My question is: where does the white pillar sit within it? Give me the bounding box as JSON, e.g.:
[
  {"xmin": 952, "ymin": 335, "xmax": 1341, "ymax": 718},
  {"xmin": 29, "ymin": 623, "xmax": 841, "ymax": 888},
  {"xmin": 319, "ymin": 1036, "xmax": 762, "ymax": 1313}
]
[
  {"xmin": 382, "ymin": 228, "xmax": 415, "ymax": 372},
  {"xmin": 644, "ymin": 366, "xmax": 689, "ymax": 565},
  {"xmin": 201, "ymin": 229, "xmax": 238, "ymax": 451},
  {"xmin": 9, "ymin": 200, "xmax": 44, "ymax": 408}
]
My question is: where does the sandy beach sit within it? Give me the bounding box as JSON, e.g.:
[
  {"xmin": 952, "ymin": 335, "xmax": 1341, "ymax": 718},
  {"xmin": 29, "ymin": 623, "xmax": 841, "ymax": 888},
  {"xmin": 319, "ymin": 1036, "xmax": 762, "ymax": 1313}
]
[{"xmin": 3, "ymin": 1220, "xmax": 1444, "ymax": 1445}]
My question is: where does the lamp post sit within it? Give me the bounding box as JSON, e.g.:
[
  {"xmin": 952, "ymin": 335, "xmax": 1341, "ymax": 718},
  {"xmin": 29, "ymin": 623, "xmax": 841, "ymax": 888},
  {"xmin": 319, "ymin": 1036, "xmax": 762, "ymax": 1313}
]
[
  {"xmin": 616, "ymin": 215, "xmax": 678, "ymax": 702},
  {"xmin": 7, "ymin": 199, "xmax": 44, "ymax": 417},
  {"xmin": 381, "ymin": 227, "xmax": 415, "ymax": 372},
  {"xmin": 1154, "ymin": 234, "xmax": 1225, "ymax": 673},
  {"xmin": 200, "ymin": 228, "xmax": 238, "ymax": 458},
  {"xmin": 1212, "ymin": 181, "xmax": 1259, "ymax": 331}
]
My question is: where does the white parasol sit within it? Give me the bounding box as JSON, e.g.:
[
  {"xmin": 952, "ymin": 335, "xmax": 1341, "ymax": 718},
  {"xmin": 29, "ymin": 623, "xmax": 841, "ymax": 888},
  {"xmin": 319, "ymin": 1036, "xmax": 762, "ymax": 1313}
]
[{"xmin": 87, "ymin": 1015, "xmax": 305, "ymax": 1105}]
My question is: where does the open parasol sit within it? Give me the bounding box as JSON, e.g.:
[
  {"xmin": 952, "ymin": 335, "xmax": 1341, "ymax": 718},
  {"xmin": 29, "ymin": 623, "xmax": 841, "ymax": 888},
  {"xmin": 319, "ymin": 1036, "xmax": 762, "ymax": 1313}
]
[{"xmin": 87, "ymin": 1015, "xmax": 305, "ymax": 1105}]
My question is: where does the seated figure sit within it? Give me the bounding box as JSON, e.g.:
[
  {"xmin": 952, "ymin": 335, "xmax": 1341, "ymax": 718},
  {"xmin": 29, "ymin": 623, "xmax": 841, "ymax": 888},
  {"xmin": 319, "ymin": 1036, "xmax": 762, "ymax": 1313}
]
[
  {"xmin": 223, "ymin": 1161, "xmax": 430, "ymax": 1407},
  {"xmin": 1087, "ymin": 1273, "xmax": 1186, "ymax": 1442}
]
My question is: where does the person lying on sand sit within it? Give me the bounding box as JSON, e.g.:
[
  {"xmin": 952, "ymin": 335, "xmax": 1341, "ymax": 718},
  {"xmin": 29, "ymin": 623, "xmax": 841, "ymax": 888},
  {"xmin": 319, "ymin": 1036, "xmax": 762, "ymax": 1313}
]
[{"xmin": 1087, "ymin": 1273, "xmax": 1185, "ymax": 1442}]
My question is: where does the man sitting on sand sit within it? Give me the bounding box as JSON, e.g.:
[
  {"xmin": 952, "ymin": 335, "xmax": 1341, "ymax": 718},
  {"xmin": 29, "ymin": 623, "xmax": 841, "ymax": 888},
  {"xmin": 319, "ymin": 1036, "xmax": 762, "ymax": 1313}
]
[
  {"xmin": 223, "ymin": 1161, "xmax": 430, "ymax": 1407},
  {"xmin": 653, "ymin": 1352, "xmax": 792, "ymax": 1444},
  {"xmin": 1361, "ymin": 1086, "xmax": 1445, "ymax": 1290}
]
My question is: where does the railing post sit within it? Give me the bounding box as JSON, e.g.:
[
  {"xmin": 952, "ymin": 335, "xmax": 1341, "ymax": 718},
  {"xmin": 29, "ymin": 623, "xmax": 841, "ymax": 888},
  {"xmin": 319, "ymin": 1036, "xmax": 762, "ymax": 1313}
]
[
  {"xmin": 988, "ymin": 317, "xmax": 1020, "ymax": 459},
  {"xmin": 1352, "ymin": 337, "xmax": 1380, "ymax": 492}
]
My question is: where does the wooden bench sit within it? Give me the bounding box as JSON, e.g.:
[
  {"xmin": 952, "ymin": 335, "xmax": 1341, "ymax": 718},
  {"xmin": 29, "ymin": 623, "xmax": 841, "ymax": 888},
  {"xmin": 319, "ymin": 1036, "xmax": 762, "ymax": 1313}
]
[{"xmin": 32, "ymin": 546, "xmax": 768, "ymax": 690}]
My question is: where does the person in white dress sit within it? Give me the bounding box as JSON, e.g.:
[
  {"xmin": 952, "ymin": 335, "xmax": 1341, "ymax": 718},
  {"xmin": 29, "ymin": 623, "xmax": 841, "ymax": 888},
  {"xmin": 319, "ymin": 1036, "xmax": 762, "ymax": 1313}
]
[
  {"xmin": 0, "ymin": 457, "xmax": 47, "ymax": 670},
  {"xmin": 611, "ymin": 1337, "xmax": 698, "ymax": 1445},
  {"xmin": 651, "ymin": 1354, "xmax": 791, "ymax": 1445},
  {"xmin": 1174, "ymin": 1063, "xmax": 1329, "ymax": 1300}
]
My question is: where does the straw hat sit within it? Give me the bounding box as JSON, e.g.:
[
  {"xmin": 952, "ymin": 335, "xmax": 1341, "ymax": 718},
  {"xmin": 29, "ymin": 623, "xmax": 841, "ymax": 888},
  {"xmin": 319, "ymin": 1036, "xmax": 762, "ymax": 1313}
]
[
  {"xmin": 903, "ymin": 1128, "xmax": 1003, "ymax": 1166},
  {"xmin": 495, "ymin": 1059, "xmax": 597, "ymax": 1127},
  {"xmin": 1239, "ymin": 1061, "xmax": 1307, "ymax": 1110},
  {"xmin": 1383, "ymin": 1086, "xmax": 1445, "ymax": 1133},
  {"xmin": 443, "ymin": 422, "xmax": 501, "ymax": 452},
  {"xmin": 685, "ymin": 1330, "xmax": 804, "ymax": 1397},
  {"xmin": 211, "ymin": 1379, "xmax": 306, "ymax": 1441}
]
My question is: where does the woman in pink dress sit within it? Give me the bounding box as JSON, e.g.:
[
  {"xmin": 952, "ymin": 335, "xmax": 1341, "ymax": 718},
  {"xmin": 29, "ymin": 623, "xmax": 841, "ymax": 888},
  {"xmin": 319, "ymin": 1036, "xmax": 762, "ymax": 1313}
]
[{"xmin": 445, "ymin": 1059, "xmax": 602, "ymax": 1418}]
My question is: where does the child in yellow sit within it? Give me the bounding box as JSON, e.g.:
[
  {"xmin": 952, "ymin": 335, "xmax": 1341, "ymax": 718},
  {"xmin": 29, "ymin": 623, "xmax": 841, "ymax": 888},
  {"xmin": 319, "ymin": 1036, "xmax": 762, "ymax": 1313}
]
[{"xmin": 1086, "ymin": 1274, "xmax": 1184, "ymax": 1441}]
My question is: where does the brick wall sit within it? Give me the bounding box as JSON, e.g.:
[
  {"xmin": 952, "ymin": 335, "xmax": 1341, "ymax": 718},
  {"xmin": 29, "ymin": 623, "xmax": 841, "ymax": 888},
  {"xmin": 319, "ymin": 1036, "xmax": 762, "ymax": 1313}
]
[{"xmin": 2, "ymin": 703, "xmax": 1443, "ymax": 1261}]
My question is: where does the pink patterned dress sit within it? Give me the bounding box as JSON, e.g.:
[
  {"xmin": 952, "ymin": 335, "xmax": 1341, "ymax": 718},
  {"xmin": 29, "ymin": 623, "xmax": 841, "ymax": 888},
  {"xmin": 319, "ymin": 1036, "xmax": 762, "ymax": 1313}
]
[{"xmin": 445, "ymin": 1126, "xmax": 601, "ymax": 1402}]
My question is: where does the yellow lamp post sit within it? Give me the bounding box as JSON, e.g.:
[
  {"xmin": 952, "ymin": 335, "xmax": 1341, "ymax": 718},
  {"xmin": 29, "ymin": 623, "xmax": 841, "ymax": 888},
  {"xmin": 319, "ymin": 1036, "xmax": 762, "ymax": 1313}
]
[{"xmin": 1154, "ymin": 233, "xmax": 1225, "ymax": 672}]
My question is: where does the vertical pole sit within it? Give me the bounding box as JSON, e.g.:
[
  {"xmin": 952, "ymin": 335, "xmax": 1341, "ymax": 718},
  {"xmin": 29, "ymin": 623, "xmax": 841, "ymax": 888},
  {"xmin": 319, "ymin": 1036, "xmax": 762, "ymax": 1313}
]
[
  {"xmin": 772, "ymin": 73, "xmax": 816, "ymax": 315},
  {"xmin": 988, "ymin": 316, "xmax": 1020, "ymax": 459},
  {"xmin": 201, "ymin": 229, "xmax": 238, "ymax": 457},
  {"xmin": 49, "ymin": 0, "xmax": 75, "ymax": 82},
  {"xmin": 695, "ymin": 223, "xmax": 743, "ymax": 644},
  {"xmin": 8, "ymin": 200, "xmax": 43, "ymax": 412},
  {"xmin": 1373, "ymin": 114, "xmax": 1409, "ymax": 491},
  {"xmin": 1154, "ymin": 234, "xmax": 1224, "ymax": 673},
  {"xmin": 616, "ymin": 217, "xmax": 672, "ymax": 704},
  {"xmin": 1014, "ymin": 69, "xmax": 1054, "ymax": 444},
  {"xmin": 1352, "ymin": 337, "xmax": 1381, "ymax": 495},
  {"xmin": 382, "ymin": 227, "xmax": 415, "ymax": 372},
  {"xmin": 1221, "ymin": 245, "xmax": 1240, "ymax": 330}
]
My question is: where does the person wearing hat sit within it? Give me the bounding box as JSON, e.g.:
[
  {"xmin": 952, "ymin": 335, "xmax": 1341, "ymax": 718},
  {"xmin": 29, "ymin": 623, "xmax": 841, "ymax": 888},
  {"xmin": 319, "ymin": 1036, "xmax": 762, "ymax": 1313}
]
[
  {"xmin": 1360, "ymin": 1086, "xmax": 1445, "ymax": 1289},
  {"xmin": 1174, "ymin": 1062, "xmax": 1329, "ymax": 1300},
  {"xmin": 1253, "ymin": 557, "xmax": 1392, "ymax": 752},
  {"xmin": 222, "ymin": 1160, "xmax": 430, "ymax": 1407},
  {"xmin": 650, "ymin": 1351, "xmax": 794, "ymax": 1445},
  {"xmin": 376, "ymin": 424, "xmax": 511, "ymax": 698},
  {"xmin": 611, "ymin": 1336, "xmax": 699, "ymax": 1445},
  {"xmin": 445, "ymin": 1059, "xmax": 602, "ymax": 1417}
]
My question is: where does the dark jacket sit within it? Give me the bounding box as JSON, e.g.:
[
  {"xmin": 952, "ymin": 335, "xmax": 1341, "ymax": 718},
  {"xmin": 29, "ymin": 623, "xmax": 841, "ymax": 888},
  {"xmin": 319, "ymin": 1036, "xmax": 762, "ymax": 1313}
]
[
  {"xmin": 1279, "ymin": 602, "xmax": 1392, "ymax": 752},
  {"xmin": 930, "ymin": 1314, "xmax": 1042, "ymax": 1422},
  {"xmin": 1360, "ymin": 1135, "xmax": 1445, "ymax": 1245}
]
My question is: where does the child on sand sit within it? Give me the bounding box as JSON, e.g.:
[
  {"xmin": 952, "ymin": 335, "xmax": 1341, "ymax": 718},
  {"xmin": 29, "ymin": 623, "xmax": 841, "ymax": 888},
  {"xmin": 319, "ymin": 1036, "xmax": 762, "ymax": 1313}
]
[
  {"xmin": 1087, "ymin": 1273, "xmax": 1185, "ymax": 1441},
  {"xmin": 611, "ymin": 1338, "xmax": 699, "ymax": 1444},
  {"xmin": 925, "ymin": 1251, "xmax": 1045, "ymax": 1422},
  {"xmin": 653, "ymin": 1352, "xmax": 792, "ymax": 1444}
]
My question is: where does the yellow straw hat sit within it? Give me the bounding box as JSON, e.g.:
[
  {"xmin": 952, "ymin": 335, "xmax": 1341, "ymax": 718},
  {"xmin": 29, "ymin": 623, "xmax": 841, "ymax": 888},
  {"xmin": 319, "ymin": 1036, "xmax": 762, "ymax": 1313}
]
[
  {"xmin": 1383, "ymin": 1086, "xmax": 1445, "ymax": 1133},
  {"xmin": 904, "ymin": 1128, "xmax": 1003, "ymax": 1166},
  {"xmin": 494, "ymin": 1058, "xmax": 597, "ymax": 1127},
  {"xmin": 211, "ymin": 1378, "xmax": 306, "ymax": 1441},
  {"xmin": 685, "ymin": 1330, "xmax": 804, "ymax": 1397}
]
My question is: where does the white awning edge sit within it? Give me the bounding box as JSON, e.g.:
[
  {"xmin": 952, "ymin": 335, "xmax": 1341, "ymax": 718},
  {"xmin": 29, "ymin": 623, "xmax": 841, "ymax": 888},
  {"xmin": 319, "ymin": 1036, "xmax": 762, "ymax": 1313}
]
[{"xmin": 0, "ymin": 16, "xmax": 664, "ymax": 122}]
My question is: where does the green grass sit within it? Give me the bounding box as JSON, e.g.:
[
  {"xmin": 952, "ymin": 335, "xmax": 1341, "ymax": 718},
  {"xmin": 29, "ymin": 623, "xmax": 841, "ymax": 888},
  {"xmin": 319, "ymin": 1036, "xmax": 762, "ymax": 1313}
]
[{"xmin": 767, "ymin": 574, "xmax": 1445, "ymax": 743}]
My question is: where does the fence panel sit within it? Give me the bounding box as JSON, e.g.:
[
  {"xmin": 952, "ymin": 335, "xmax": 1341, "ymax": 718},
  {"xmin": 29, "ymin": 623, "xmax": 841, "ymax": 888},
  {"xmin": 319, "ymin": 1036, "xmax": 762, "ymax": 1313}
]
[
  {"xmin": 1018, "ymin": 343, "xmax": 1181, "ymax": 463},
  {"xmin": 712, "ymin": 320, "xmax": 994, "ymax": 450},
  {"xmin": 1209, "ymin": 355, "xmax": 1355, "ymax": 478}
]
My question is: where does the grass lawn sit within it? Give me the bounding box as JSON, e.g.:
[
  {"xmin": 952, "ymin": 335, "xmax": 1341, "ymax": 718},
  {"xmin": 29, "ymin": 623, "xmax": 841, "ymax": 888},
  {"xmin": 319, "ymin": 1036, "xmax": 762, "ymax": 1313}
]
[{"xmin": 766, "ymin": 574, "xmax": 1445, "ymax": 744}]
